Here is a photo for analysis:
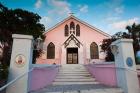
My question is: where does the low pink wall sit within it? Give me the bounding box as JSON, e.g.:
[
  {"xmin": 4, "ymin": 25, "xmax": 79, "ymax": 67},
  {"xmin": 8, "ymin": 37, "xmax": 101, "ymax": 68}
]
[
  {"xmin": 85, "ymin": 63, "xmax": 117, "ymax": 87},
  {"xmin": 29, "ymin": 66, "xmax": 59, "ymax": 91},
  {"xmin": 36, "ymin": 58, "xmax": 60, "ymax": 64}
]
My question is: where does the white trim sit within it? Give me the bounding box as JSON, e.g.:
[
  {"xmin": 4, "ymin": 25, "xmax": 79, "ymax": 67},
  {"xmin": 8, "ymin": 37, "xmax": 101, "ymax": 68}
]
[
  {"xmin": 43, "ymin": 15, "xmax": 111, "ymax": 37},
  {"xmin": 12, "ymin": 34, "xmax": 33, "ymax": 40}
]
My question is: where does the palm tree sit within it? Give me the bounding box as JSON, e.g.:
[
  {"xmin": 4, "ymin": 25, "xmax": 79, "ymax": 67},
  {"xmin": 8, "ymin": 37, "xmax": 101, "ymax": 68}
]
[
  {"xmin": 126, "ymin": 23, "xmax": 140, "ymax": 64},
  {"xmin": 126, "ymin": 23, "xmax": 135, "ymax": 38}
]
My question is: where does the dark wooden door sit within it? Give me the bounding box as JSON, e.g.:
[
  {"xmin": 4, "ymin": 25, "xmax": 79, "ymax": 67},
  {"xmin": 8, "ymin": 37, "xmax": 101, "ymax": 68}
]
[{"xmin": 67, "ymin": 48, "xmax": 78, "ymax": 64}]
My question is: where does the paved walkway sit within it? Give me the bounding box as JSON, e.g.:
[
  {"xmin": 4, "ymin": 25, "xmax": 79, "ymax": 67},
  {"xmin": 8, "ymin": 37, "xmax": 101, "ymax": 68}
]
[{"xmin": 30, "ymin": 64, "xmax": 123, "ymax": 93}]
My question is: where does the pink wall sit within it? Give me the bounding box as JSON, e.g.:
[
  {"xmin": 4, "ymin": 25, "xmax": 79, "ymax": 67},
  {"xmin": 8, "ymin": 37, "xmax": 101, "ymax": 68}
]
[
  {"xmin": 85, "ymin": 63, "xmax": 117, "ymax": 87},
  {"xmin": 86, "ymin": 63, "xmax": 140, "ymax": 87},
  {"xmin": 29, "ymin": 66, "xmax": 59, "ymax": 91},
  {"xmin": 36, "ymin": 58, "xmax": 60, "ymax": 64}
]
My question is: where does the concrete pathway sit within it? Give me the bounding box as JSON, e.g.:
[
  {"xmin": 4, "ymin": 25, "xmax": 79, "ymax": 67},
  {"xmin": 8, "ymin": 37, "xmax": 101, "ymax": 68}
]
[{"xmin": 29, "ymin": 64, "xmax": 123, "ymax": 93}]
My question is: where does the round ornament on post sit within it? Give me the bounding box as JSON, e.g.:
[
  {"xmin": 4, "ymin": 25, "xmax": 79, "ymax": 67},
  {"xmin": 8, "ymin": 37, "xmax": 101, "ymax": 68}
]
[
  {"xmin": 126, "ymin": 57, "xmax": 133, "ymax": 67},
  {"xmin": 15, "ymin": 54, "xmax": 26, "ymax": 67}
]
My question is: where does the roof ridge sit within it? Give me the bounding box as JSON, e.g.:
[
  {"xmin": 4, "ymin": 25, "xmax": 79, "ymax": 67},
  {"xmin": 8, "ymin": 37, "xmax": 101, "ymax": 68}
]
[{"xmin": 43, "ymin": 15, "xmax": 111, "ymax": 37}]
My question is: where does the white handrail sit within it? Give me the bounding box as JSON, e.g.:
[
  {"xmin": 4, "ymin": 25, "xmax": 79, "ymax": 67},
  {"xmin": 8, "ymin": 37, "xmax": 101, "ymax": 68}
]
[{"xmin": 0, "ymin": 68, "xmax": 34, "ymax": 91}]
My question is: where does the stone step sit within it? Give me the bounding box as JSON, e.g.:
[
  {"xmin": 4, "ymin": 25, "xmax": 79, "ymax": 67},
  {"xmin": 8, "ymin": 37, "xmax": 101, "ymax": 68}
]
[
  {"xmin": 30, "ymin": 84, "xmax": 124, "ymax": 93},
  {"xmin": 58, "ymin": 73, "xmax": 89, "ymax": 75},
  {"xmin": 59, "ymin": 70, "xmax": 88, "ymax": 72},
  {"xmin": 60, "ymin": 68, "xmax": 86, "ymax": 69},
  {"xmin": 54, "ymin": 78, "xmax": 95, "ymax": 82},
  {"xmin": 60, "ymin": 67, "xmax": 86, "ymax": 69},
  {"xmin": 46, "ymin": 88, "xmax": 123, "ymax": 93},
  {"xmin": 60, "ymin": 64, "xmax": 84, "ymax": 67},
  {"xmin": 56, "ymin": 75, "xmax": 91, "ymax": 78},
  {"xmin": 60, "ymin": 69, "xmax": 86, "ymax": 70},
  {"xmin": 58, "ymin": 71, "xmax": 89, "ymax": 74},
  {"xmin": 59, "ymin": 70, "xmax": 87, "ymax": 72},
  {"xmin": 56, "ymin": 76, "xmax": 94, "ymax": 79},
  {"xmin": 60, "ymin": 67, "xmax": 86, "ymax": 70},
  {"xmin": 57, "ymin": 73, "xmax": 91, "ymax": 76},
  {"xmin": 56, "ymin": 74, "xmax": 93, "ymax": 78},
  {"xmin": 52, "ymin": 81, "xmax": 100, "ymax": 85},
  {"xmin": 60, "ymin": 67, "xmax": 86, "ymax": 68},
  {"xmin": 80, "ymin": 88, "xmax": 123, "ymax": 93},
  {"xmin": 60, "ymin": 68, "xmax": 86, "ymax": 70},
  {"xmin": 60, "ymin": 67, "xmax": 85, "ymax": 68}
]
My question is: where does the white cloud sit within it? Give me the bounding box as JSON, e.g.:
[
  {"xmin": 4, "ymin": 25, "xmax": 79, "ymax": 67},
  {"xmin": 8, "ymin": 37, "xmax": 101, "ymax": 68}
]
[
  {"xmin": 41, "ymin": 0, "xmax": 71, "ymax": 30},
  {"xmin": 40, "ymin": 16, "xmax": 52, "ymax": 30},
  {"xmin": 100, "ymin": 0, "xmax": 124, "ymax": 16},
  {"xmin": 114, "ymin": 6, "xmax": 124, "ymax": 14},
  {"xmin": 105, "ymin": 16, "xmax": 121, "ymax": 23},
  {"xmin": 78, "ymin": 5, "xmax": 88, "ymax": 13},
  {"xmin": 111, "ymin": 17, "xmax": 139, "ymax": 30},
  {"xmin": 47, "ymin": 0, "xmax": 71, "ymax": 16},
  {"xmin": 35, "ymin": 0, "xmax": 42, "ymax": 9},
  {"xmin": 38, "ymin": 0, "xmax": 72, "ymax": 30}
]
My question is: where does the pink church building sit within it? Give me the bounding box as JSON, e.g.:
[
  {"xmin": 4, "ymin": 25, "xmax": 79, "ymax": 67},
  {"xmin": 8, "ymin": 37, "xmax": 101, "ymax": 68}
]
[{"xmin": 37, "ymin": 15, "xmax": 110, "ymax": 64}]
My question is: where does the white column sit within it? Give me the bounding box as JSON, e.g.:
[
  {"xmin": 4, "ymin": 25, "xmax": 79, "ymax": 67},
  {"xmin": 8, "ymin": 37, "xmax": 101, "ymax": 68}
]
[
  {"xmin": 86, "ymin": 44, "xmax": 90, "ymax": 59},
  {"xmin": 61, "ymin": 46, "xmax": 66, "ymax": 64},
  {"xmin": 111, "ymin": 39, "xmax": 140, "ymax": 93},
  {"xmin": 78, "ymin": 46, "xmax": 84, "ymax": 64},
  {"xmin": 6, "ymin": 34, "xmax": 33, "ymax": 93}
]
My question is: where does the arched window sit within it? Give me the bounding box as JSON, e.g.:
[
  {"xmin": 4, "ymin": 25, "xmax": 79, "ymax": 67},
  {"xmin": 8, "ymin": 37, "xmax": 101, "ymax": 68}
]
[
  {"xmin": 90, "ymin": 42, "xmax": 99, "ymax": 59},
  {"xmin": 76, "ymin": 24, "xmax": 80, "ymax": 36},
  {"xmin": 65, "ymin": 25, "xmax": 69, "ymax": 36},
  {"xmin": 70, "ymin": 22, "xmax": 75, "ymax": 30},
  {"xmin": 47, "ymin": 42, "xmax": 55, "ymax": 59}
]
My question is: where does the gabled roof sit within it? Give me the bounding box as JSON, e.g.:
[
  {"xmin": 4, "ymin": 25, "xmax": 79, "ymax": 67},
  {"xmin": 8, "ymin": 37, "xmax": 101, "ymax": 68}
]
[
  {"xmin": 63, "ymin": 34, "xmax": 83, "ymax": 48},
  {"xmin": 44, "ymin": 15, "xmax": 111, "ymax": 37}
]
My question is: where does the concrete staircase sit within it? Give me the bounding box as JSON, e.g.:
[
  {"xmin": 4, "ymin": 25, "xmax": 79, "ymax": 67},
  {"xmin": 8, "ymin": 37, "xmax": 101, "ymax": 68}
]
[
  {"xmin": 30, "ymin": 64, "xmax": 123, "ymax": 93},
  {"xmin": 52, "ymin": 64, "xmax": 99, "ymax": 85}
]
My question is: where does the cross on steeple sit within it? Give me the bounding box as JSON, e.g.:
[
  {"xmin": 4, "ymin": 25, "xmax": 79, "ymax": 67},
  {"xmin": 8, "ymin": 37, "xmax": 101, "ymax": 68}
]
[{"xmin": 69, "ymin": 12, "xmax": 75, "ymax": 16}]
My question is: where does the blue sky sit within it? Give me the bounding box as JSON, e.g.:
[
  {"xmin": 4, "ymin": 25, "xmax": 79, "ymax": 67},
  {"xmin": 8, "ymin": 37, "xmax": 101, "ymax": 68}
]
[{"xmin": 1, "ymin": 0, "xmax": 140, "ymax": 35}]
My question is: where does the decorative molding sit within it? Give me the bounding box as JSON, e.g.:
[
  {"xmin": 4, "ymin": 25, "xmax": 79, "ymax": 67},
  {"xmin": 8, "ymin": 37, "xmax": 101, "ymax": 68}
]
[{"xmin": 63, "ymin": 34, "xmax": 83, "ymax": 48}]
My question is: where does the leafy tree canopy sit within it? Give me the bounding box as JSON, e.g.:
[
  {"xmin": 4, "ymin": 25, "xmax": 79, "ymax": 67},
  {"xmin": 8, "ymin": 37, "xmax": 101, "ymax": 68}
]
[
  {"xmin": 0, "ymin": 3, "xmax": 45, "ymax": 44},
  {"xmin": 0, "ymin": 3, "xmax": 45, "ymax": 66}
]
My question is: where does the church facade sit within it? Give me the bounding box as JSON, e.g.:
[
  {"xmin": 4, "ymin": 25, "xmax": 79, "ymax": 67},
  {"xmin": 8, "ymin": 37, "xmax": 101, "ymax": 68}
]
[{"xmin": 37, "ymin": 15, "xmax": 110, "ymax": 64}]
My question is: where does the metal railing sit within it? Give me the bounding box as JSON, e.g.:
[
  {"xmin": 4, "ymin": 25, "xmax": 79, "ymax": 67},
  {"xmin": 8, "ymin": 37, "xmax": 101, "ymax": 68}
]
[{"xmin": 0, "ymin": 68, "xmax": 34, "ymax": 92}]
